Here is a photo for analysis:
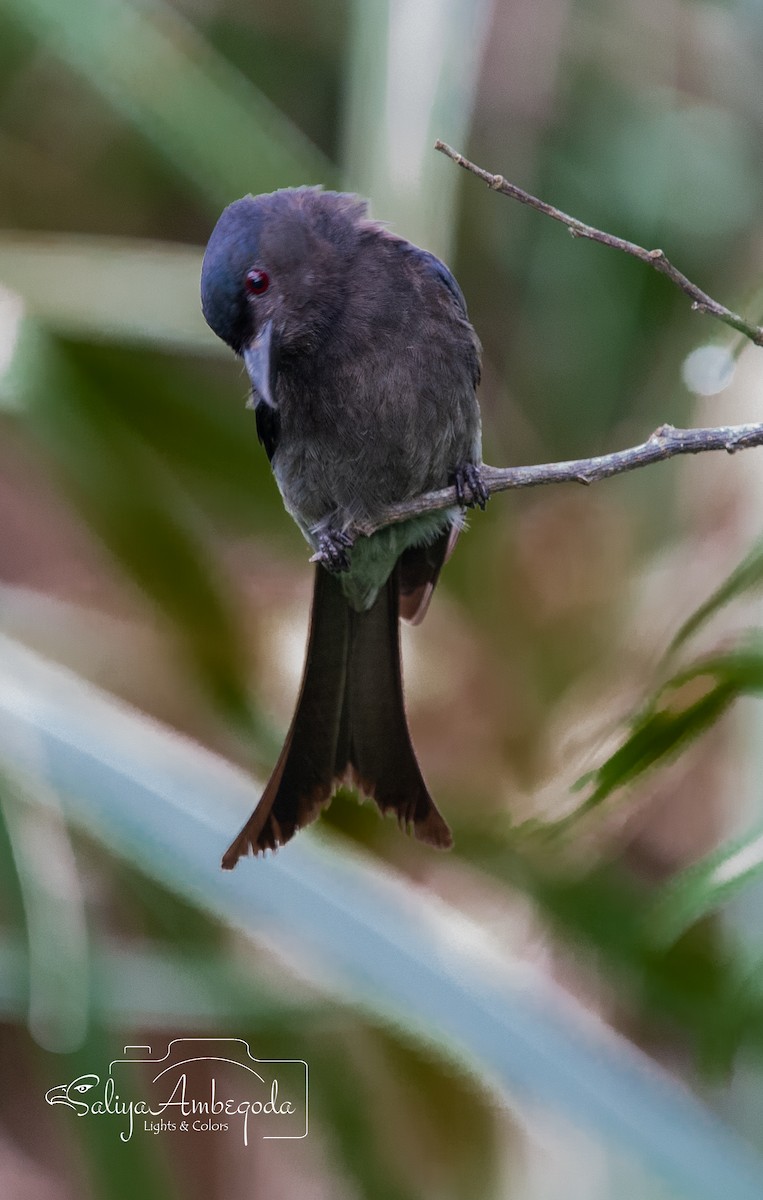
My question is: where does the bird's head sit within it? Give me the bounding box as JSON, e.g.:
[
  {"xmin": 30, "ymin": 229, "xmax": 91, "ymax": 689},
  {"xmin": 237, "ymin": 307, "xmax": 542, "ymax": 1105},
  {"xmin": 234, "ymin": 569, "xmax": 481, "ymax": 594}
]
[{"xmin": 201, "ymin": 186, "xmax": 367, "ymax": 409}]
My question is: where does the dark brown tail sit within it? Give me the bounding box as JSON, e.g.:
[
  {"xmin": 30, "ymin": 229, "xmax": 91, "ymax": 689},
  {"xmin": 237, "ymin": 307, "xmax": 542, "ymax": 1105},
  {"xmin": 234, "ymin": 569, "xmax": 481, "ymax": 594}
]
[{"xmin": 221, "ymin": 565, "xmax": 452, "ymax": 867}]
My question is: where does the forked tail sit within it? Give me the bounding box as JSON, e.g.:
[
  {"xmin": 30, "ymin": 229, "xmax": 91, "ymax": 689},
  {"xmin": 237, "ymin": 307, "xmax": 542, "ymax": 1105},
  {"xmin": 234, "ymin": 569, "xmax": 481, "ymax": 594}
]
[{"xmin": 221, "ymin": 565, "xmax": 451, "ymax": 867}]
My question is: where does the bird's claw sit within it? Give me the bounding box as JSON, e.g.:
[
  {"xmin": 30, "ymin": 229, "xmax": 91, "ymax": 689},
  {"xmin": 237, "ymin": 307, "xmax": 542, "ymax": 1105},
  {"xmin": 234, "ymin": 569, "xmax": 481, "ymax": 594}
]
[
  {"xmin": 453, "ymin": 463, "xmax": 489, "ymax": 510},
  {"xmin": 310, "ymin": 529, "xmax": 354, "ymax": 573}
]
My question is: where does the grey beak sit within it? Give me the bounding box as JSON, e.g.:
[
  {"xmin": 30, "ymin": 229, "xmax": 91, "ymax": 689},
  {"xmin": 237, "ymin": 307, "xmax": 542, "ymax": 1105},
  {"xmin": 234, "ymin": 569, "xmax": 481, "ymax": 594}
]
[{"xmin": 243, "ymin": 319, "xmax": 278, "ymax": 410}]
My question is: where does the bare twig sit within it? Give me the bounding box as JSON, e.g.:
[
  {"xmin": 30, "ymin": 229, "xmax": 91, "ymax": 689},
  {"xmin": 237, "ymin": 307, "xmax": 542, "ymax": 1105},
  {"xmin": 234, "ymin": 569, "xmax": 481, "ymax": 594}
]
[
  {"xmin": 434, "ymin": 139, "xmax": 763, "ymax": 348},
  {"xmin": 347, "ymin": 151, "xmax": 763, "ymax": 540},
  {"xmin": 352, "ymin": 423, "xmax": 763, "ymax": 538}
]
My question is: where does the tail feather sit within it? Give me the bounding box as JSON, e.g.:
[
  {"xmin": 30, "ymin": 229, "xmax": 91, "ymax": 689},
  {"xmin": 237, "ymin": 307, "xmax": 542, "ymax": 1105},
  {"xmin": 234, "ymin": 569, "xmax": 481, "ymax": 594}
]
[
  {"xmin": 222, "ymin": 562, "xmax": 452, "ymax": 868},
  {"xmin": 398, "ymin": 525, "xmax": 460, "ymax": 625},
  {"xmin": 337, "ymin": 572, "xmax": 452, "ymax": 847},
  {"xmin": 222, "ymin": 567, "xmax": 349, "ymax": 866}
]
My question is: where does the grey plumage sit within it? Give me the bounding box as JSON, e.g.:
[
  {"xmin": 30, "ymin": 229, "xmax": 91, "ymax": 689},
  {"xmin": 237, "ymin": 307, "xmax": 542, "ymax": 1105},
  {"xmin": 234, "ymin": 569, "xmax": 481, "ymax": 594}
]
[{"xmin": 201, "ymin": 186, "xmax": 485, "ymax": 862}]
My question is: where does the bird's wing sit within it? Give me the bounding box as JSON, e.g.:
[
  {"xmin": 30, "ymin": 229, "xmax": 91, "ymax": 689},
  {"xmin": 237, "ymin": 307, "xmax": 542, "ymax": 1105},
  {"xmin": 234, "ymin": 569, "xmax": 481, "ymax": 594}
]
[
  {"xmin": 398, "ymin": 524, "xmax": 461, "ymax": 625},
  {"xmin": 410, "ymin": 248, "xmax": 481, "ymax": 388},
  {"xmin": 254, "ymin": 400, "xmax": 281, "ymax": 461}
]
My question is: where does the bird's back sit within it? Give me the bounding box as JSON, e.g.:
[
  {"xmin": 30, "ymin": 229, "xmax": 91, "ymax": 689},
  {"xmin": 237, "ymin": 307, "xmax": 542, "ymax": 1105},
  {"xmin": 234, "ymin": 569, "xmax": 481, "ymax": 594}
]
[{"xmin": 272, "ymin": 220, "xmax": 482, "ymax": 532}]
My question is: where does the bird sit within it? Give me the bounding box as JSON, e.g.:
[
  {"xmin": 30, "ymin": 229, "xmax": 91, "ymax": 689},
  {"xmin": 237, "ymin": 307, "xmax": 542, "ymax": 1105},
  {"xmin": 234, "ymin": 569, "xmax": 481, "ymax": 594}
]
[{"xmin": 200, "ymin": 186, "xmax": 487, "ymax": 867}]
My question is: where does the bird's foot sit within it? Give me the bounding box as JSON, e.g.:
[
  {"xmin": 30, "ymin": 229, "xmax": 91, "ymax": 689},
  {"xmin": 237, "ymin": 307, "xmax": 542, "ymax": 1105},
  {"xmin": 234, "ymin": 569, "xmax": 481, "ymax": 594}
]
[
  {"xmin": 309, "ymin": 529, "xmax": 354, "ymax": 573},
  {"xmin": 453, "ymin": 462, "xmax": 489, "ymax": 510}
]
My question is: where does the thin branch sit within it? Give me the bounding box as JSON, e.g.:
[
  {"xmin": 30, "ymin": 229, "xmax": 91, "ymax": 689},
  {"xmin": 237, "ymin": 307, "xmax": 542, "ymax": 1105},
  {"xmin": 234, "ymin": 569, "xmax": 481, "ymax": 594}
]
[
  {"xmin": 434, "ymin": 139, "xmax": 763, "ymax": 349},
  {"xmin": 352, "ymin": 423, "xmax": 763, "ymax": 538}
]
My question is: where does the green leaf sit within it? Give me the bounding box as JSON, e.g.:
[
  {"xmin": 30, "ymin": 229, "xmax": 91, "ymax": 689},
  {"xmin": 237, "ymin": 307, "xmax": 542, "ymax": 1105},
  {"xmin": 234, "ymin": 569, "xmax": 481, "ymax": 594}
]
[
  {"xmin": 0, "ymin": 935, "xmax": 322, "ymax": 1027},
  {"xmin": 3, "ymin": 0, "xmax": 334, "ymax": 208},
  {"xmin": 669, "ymin": 537, "xmax": 763, "ymax": 655},
  {"xmin": 0, "ymin": 233, "xmax": 218, "ymax": 352},
  {"xmin": 0, "ymin": 764, "xmax": 89, "ymax": 1052},
  {"xmin": 13, "ymin": 323, "xmax": 262, "ymax": 736},
  {"xmin": 3, "ymin": 632, "xmax": 763, "ymax": 1200},
  {"xmin": 458, "ymin": 830, "xmax": 763, "ymax": 1073},
  {"xmin": 652, "ymin": 824, "xmax": 763, "ymax": 943},
  {"xmin": 575, "ymin": 643, "xmax": 763, "ymax": 815},
  {"xmin": 342, "ymin": 0, "xmax": 492, "ymax": 257}
]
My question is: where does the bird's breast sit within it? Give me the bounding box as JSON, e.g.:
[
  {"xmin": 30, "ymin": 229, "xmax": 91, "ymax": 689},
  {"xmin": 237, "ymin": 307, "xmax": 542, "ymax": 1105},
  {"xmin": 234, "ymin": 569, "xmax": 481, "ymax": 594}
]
[{"xmin": 271, "ymin": 344, "xmax": 480, "ymax": 538}]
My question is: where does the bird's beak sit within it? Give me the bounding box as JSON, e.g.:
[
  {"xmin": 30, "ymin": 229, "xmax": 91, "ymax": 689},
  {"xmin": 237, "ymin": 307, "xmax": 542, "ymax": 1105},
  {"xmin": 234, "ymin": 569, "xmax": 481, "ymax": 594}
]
[{"xmin": 244, "ymin": 319, "xmax": 278, "ymax": 410}]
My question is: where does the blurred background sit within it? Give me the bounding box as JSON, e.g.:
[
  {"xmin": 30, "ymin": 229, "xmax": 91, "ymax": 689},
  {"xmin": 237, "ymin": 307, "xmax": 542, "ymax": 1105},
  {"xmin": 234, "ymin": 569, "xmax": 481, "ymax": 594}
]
[{"xmin": 2, "ymin": 0, "xmax": 763, "ymax": 1196}]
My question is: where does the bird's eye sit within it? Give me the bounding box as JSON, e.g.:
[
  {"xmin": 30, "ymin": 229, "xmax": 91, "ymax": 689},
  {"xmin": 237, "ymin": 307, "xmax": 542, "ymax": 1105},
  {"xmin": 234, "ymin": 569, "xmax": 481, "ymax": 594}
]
[{"xmin": 245, "ymin": 269, "xmax": 270, "ymax": 296}]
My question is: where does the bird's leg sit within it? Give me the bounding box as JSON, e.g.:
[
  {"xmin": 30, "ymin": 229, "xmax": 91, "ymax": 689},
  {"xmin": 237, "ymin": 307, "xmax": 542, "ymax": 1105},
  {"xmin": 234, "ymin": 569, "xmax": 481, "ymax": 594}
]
[
  {"xmin": 453, "ymin": 462, "xmax": 489, "ymax": 510},
  {"xmin": 309, "ymin": 527, "xmax": 354, "ymax": 573}
]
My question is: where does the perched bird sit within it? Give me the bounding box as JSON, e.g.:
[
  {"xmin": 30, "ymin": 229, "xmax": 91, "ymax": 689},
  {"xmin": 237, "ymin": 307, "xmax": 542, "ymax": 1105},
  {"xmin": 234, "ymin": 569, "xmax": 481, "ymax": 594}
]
[{"xmin": 201, "ymin": 187, "xmax": 486, "ymax": 867}]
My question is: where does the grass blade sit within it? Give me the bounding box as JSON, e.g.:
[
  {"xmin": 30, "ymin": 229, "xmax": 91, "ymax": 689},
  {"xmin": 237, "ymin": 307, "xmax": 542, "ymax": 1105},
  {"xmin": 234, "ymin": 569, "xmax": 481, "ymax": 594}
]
[
  {"xmin": 4, "ymin": 0, "xmax": 334, "ymax": 207},
  {"xmin": 1, "ymin": 634, "xmax": 763, "ymax": 1199},
  {"xmin": 669, "ymin": 538, "xmax": 763, "ymax": 655}
]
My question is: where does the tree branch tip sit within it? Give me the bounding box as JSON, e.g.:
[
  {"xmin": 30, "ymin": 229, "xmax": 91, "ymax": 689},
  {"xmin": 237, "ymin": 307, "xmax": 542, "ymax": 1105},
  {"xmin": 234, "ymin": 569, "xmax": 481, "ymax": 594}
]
[{"xmin": 434, "ymin": 142, "xmax": 763, "ymax": 351}]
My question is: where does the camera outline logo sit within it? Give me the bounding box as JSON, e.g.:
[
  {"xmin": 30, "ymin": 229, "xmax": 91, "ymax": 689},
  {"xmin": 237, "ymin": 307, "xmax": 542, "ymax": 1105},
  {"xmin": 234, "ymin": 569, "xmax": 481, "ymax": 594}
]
[{"xmin": 45, "ymin": 1036, "xmax": 308, "ymax": 1144}]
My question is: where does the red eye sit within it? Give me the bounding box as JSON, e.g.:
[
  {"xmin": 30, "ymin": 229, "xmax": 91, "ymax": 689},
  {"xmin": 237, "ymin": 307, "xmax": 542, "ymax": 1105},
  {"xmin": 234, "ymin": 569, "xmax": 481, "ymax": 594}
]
[{"xmin": 245, "ymin": 269, "xmax": 270, "ymax": 296}]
